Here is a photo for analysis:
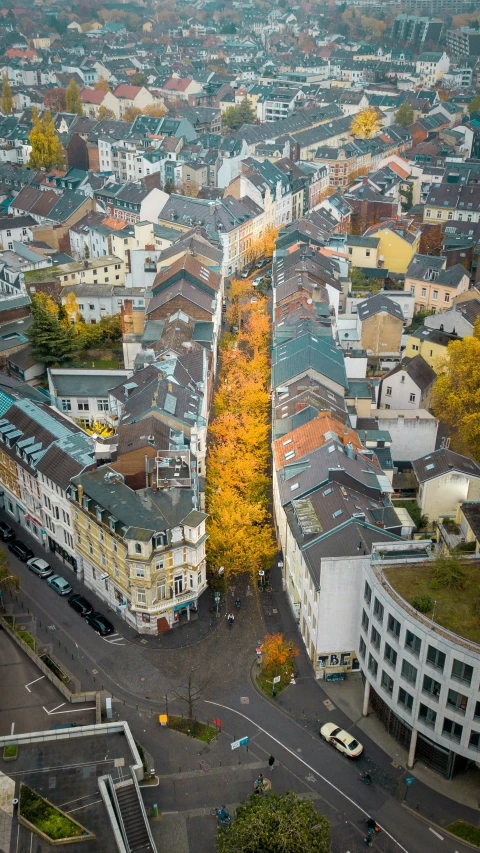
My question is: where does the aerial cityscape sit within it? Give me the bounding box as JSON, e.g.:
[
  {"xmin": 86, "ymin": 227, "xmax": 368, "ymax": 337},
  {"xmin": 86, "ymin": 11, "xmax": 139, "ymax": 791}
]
[{"xmin": 0, "ymin": 0, "xmax": 479, "ymax": 850}]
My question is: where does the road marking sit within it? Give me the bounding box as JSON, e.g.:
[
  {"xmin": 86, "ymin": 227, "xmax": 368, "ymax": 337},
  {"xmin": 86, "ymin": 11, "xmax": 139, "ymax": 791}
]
[
  {"xmin": 102, "ymin": 633, "xmax": 126, "ymax": 646},
  {"xmin": 43, "ymin": 706, "xmax": 96, "ymax": 715},
  {"xmin": 429, "ymin": 828, "xmax": 444, "ymax": 841},
  {"xmin": 43, "ymin": 703, "xmax": 65, "ymax": 714},
  {"xmin": 25, "ymin": 675, "xmax": 45, "ymax": 692},
  {"xmin": 205, "ymin": 700, "xmax": 410, "ymax": 853}
]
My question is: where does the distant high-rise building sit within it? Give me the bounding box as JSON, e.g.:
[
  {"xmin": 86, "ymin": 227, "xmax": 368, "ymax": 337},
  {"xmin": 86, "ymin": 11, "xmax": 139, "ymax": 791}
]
[
  {"xmin": 392, "ymin": 14, "xmax": 443, "ymax": 47},
  {"xmin": 446, "ymin": 27, "xmax": 480, "ymax": 58}
]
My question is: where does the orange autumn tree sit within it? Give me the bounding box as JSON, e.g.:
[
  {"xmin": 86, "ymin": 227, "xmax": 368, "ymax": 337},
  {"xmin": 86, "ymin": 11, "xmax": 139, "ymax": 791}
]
[
  {"xmin": 262, "ymin": 633, "xmax": 299, "ymax": 675},
  {"xmin": 206, "ymin": 286, "xmax": 275, "ymax": 580}
]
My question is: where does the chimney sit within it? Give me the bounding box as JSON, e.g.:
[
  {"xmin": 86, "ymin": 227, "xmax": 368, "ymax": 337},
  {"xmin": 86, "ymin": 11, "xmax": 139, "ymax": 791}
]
[
  {"xmin": 342, "ymin": 429, "xmax": 349, "ymax": 445},
  {"xmin": 77, "ymin": 484, "xmax": 83, "ymax": 504}
]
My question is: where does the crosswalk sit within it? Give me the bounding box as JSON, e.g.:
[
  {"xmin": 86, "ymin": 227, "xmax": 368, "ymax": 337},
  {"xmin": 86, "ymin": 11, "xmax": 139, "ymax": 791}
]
[{"xmin": 102, "ymin": 632, "xmax": 126, "ymax": 646}]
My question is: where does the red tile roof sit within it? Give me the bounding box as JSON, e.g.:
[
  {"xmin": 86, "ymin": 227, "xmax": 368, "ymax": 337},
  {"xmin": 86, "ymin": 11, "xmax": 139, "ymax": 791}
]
[
  {"xmin": 163, "ymin": 77, "xmax": 191, "ymax": 92},
  {"xmin": 113, "ymin": 84, "xmax": 143, "ymax": 99},
  {"xmin": 79, "ymin": 88, "xmax": 105, "ymax": 105}
]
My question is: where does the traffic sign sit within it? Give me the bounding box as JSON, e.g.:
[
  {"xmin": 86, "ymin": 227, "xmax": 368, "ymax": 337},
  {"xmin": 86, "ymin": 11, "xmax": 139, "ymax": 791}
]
[
  {"xmin": 212, "ymin": 717, "xmax": 222, "ymax": 730},
  {"xmin": 259, "ymin": 571, "xmax": 265, "ymax": 576},
  {"xmin": 405, "ymin": 776, "xmax": 415, "ymax": 786},
  {"xmin": 231, "ymin": 736, "xmax": 249, "ymax": 750},
  {"xmin": 273, "ymin": 675, "xmax": 281, "ymax": 684}
]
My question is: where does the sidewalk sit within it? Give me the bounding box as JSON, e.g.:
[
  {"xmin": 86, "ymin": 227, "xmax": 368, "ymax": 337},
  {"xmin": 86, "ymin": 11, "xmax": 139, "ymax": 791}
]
[{"xmin": 260, "ymin": 552, "xmax": 480, "ymax": 819}]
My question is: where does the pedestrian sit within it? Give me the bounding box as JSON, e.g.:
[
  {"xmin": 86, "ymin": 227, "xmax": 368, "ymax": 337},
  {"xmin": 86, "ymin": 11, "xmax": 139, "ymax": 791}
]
[
  {"xmin": 228, "ymin": 613, "xmax": 234, "ymax": 627},
  {"xmin": 268, "ymin": 755, "xmax": 275, "ymax": 771}
]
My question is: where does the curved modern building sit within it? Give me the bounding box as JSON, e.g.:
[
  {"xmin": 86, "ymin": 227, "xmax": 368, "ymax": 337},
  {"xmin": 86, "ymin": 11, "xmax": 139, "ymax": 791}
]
[{"xmin": 359, "ymin": 545, "xmax": 480, "ymax": 778}]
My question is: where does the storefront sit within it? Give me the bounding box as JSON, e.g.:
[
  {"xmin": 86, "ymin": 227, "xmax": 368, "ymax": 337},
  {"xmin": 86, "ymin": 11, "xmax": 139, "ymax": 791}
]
[{"xmin": 47, "ymin": 536, "xmax": 78, "ymax": 572}]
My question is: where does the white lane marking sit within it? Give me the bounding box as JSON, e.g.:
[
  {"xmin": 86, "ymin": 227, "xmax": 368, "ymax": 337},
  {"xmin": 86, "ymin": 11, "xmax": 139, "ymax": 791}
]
[
  {"xmin": 43, "ymin": 706, "xmax": 96, "ymax": 715},
  {"xmin": 205, "ymin": 700, "xmax": 410, "ymax": 853},
  {"xmin": 429, "ymin": 828, "xmax": 444, "ymax": 841},
  {"xmin": 43, "ymin": 703, "xmax": 65, "ymax": 714},
  {"xmin": 102, "ymin": 634, "xmax": 126, "ymax": 645},
  {"xmin": 10, "ymin": 722, "xmax": 14, "ymax": 734},
  {"xmin": 25, "ymin": 675, "xmax": 45, "ymax": 692}
]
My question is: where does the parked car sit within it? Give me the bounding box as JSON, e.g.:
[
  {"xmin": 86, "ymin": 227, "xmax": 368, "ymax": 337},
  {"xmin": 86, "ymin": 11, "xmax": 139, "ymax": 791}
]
[
  {"xmin": 240, "ymin": 269, "xmax": 250, "ymax": 278},
  {"xmin": 320, "ymin": 722, "xmax": 363, "ymax": 758},
  {"xmin": 26, "ymin": 557, "xmax": 53, "ymax": 578},
  {"xmin": 0, "ymin": 521, "xmax": 15, "ymax": 541},
  {"xmin": 85, "ymin": 611, "xmax": 115, "ymax": 637},
  {"xmin": 255, "ymin": 259, "xmax": 265, "ymax": 268},
  {"xmin": 51, "ymin": 722, "xmax": 79, "ymax": 730},
  {"xmin": 253, "ymin": 276, "xmax": 263, "ymax": 286},
  {"xmin": 46, "ymin": 574, "xmax": 73, "ymax": 596},
  {"xmin": 68, "ymin": 593, "xmax": 93, "ymax": 616},
  {"xmin": 8, "ymin": 540, "xmax": 34, "ymax": 561}
]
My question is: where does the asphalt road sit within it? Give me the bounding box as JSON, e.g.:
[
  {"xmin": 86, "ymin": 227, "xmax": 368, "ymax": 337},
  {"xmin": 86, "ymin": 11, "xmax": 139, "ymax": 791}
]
[{"xmin": 0, "ymin": 513, "xmax": 477, "ymax": 853}]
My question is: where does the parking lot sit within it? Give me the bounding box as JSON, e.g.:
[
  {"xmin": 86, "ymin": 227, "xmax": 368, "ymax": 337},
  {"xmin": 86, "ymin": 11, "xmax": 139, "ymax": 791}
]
[{"xmin": 0, "ymin": 628, "xmax": 96, "ymax": 737}]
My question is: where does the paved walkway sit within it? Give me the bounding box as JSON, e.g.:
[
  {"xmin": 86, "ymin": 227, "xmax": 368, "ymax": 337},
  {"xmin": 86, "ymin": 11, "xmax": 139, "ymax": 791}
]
[{"xmin": 0, "ymin": 771, "xmax": 15, "ymax": 853}]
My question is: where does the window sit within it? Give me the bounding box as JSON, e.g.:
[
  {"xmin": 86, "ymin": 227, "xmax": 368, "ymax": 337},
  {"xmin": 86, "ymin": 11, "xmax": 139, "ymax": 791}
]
[
  {"xmin": 97, "ymin": 399, "xmax": 108, "ymax": 411},
  {"xmin": 401, "ymin": 659, "xmax": 417, "ymax": 686},
  {"xmin": 421, "ymin": 288, "xmax": 427, "ymax": 297},
  {"xmin": 433, "ymin": 290, "xmax": 438, "ymax": 300},
  {"xmin": 451, "ymin": 659, "xmax": 473, "ymax": 686},
  {"xmin": 362, "ymin": 609, "xmax": 369, "ymax": 632},
  {"xmin": 436, "ymin": 211, "xmax": 442, "ymax": 219},
  {"xmin": 364, "ymin": 580, "xmax": 371, "ymax": 604},
  {"xmin": 368, "ymin": 653, "xmax": 378, "ymax": 678},
  {"xmin": 135, "ymin": 566, "xmax": 145, "ymax": 578},
  {"xmin": 469, "ymin": 731, "xmax": 480, "ymax": 750},
  {"xmin": 373, "ymin": 598, "xmax": 384, "ymax": 624},
  {"xmin": 475, "ymin": 701, "xmax": 480, "ymax": 720},
  {"xmin": 381, "ymin": 670, "xmax": 393, "ymax": 695},
  {"xmin": 447, "ymin": 689, "xmax": 468, "ymax": 715},
  {"xmin": 386, "ymin": 386, "xmax": 392, "ymax": 396},
  {"xmin": 387, "ymin": 613, "xmax": 400, "ymax": 639},
  {"xmin": 359, "ymin": 636, "xmax": 366, "ymax": 658},
  {"xmin": 61, "ymin": 399, "xmax": 71, "ymax": 412},
  {"xmin": 422, "ymin": 674, "xmax": 441, "ymax": 700},
  {"xmin": 418, "ymin": 703, "xmax": 436, "ymax": 728},
  {"xmin": 371, "ymin": 625, "xmax": 381, "ymax": 650},
  {"xmin": 157, "ymin": 579, "xmax": 167, "ymax": 599},
  {"xmin": 156, "ymin": 559, "xmax": 165, "ymax": 571},
  {"xmin": 427, "ymin": 645, "xmax": 445, "ymax": 672},
  {"xmin": 136, "ymin": 588, "xmax": 146, "ymax": 605},
  {"xmin": 398, "ymin": 687, "xmax": 413, "ymax": 712},
  {"xmin": 384, "ymin": 642, "xmax": 397, "ymax": 669},
  {"xmin": 174, "ymin": 575, "xmax": 183, "ymax": 595},
  {"xmin": 409, "ymin": 393, "xmax": 416, "ymax": 403},
  {"xmin": 442, "ymin": 717, "xmax": 463, "ymax": 742},
  {"xmin": 78, "ymin": 402, "xmax": 89, "ymax": 412},
  {"xmin": 426, "ymin": 209, "xmax": 431, "ymax": 218},
  {"xmin": 405, "ymin": 630, "xmax": 421, "ymax": 656},
  {"xmin": 135, "ymin": 543, "xmax": 142, "ymax": 554}
]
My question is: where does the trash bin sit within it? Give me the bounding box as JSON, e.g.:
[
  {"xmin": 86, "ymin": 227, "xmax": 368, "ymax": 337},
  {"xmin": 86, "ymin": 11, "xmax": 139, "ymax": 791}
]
[{"xmin": 158, "ymin": 714, "xmax": 168, "ymax": 727}]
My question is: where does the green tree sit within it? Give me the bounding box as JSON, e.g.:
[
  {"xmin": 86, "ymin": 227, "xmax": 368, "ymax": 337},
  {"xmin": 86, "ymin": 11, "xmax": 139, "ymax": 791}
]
[
  {"xmin": 28, "ymin": 109, "xmax": 64, "ymax": 170},
  {"xmin": 28, "ymin": 295, "xmax": 78, "ymax": 367},
  {"xmin": 222, "ymin": 98, "xmax": 256, "ymax": 130},
  {"xmin": 130, "ymin": 72, "xmax": 148, "ymax": 87},
  {"xmin": 216, "ymin": 792, "xmax": 330, "ymax": 853},
  {"xmin": 164, "ymin": 178, "xmax": 175, "ymax": 194},
  {"xmin": 1, "ymin": 74, "xmax": 13, "ymax": 115},
  {"xmin": 0, "ymin": 549, "xmax": 18, "ymax": 592},
  {"xmin": 431, "ymin": 554, "xmax": 466, "ymax": 590},
  {"xmin": 65, "ymin": 79, "xmax": 83, "ymax": 115},
  {"xmin": 395, "ymin": 102, "xmax": 414, "ymax": 128},
  {"xmin": 468, "ymin": 93, "xmax": 480, "ymax": 115}
]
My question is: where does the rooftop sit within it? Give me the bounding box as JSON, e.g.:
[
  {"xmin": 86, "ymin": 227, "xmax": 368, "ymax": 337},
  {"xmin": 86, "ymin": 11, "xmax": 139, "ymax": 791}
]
[{"xmin": 382, "ymin": 558, "xmax": 480, "ymax": 648}]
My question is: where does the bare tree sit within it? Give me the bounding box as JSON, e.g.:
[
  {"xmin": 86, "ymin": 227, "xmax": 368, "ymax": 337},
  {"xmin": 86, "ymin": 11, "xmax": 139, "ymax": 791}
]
[{"xmin": 173, "ymin": 667, "xmax": 211, "ymax": 721}]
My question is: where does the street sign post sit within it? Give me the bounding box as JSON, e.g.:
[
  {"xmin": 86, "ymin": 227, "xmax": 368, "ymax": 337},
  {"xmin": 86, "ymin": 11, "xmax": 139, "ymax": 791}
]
[
  {"xmin": 273, "ymin": 675, "xmax": 281, "ymax": 684},
  {"xmin": 231, "ymin": 736, "xmax": 249, "ymax": 750},
  {"xmin": 403, "ymin": 776, "xmax": 415, "ymax": 800}
]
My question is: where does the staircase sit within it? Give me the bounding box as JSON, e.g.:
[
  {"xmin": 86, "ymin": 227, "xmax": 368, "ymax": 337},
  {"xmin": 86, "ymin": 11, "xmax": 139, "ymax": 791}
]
[{"xmin": 115, "ymin": 783, "xmax": 154, "ymax": 852}]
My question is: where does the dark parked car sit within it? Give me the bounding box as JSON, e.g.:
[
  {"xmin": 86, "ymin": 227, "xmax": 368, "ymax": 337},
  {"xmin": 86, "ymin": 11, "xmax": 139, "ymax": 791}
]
[
  {"xmin": 85, "ymin": 611, "xmax": 114, "ymax": 636},
  {"xmin": 8, "ymin": 540, "xmax": 34, "ymax": 561},
  {"xmin": 68, "ymin": 593, "xmax": 93, "ymax": 616},
  {"xmin": 0, "ymin": 521, "xmax": 15, "ymax": 541}
]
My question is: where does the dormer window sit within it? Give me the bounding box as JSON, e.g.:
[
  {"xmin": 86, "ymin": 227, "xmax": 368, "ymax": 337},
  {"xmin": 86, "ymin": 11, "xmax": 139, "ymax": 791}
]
[{"xmin": 135, "ymin": 543, "xmax": 142, "ymax": 554}]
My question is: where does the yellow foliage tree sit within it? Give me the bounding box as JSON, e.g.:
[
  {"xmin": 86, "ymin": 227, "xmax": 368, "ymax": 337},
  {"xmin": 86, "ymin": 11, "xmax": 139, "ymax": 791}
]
[
  {"xmin": 94, "ymin": 77, "xmax": 110, "ymax": 92},
  {"xmin": 28, "ymin": 109, "xmax": 64, "ymax": 170},
  {"xmin": 431, "ymin": 319, "xmax": 480, "ymax": 460},
  {"xmin": 124, "ymin": 106, "xmax": 142, "ymax": 121},
  {"xmin": 261, "ymin": 633, "xmax": 299, "ymax": 675},
  {"xmin": 97, "ymin": 106, "xmax": 116, "ymax": 120},
  {"xmin": 63, "ymin": 292, "xmax": 80, "ymax": 324},
  {"xmin": 142, "ymin": 104, "xmax": 167, "ymax": 117},
  {"xmin": 350, "ymin": 108, "xmax": 381, "ymax": 139},
  {"xmin": 262, "ymin": 225, "xmax": 279, "ymax": 258}
]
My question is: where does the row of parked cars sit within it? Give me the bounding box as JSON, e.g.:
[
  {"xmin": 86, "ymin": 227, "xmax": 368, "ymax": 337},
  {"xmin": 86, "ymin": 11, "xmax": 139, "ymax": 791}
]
[{"xmin": 0, "ymin": 520, "xmax": 115, "ymax": 637}]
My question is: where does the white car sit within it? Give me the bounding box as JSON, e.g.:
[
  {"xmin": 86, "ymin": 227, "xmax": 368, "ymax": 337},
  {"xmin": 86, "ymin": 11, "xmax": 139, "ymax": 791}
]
[
  {"xmin": 26, "ymin": 557, "xmax": 53, "ymax": 578},
  {"xmin": 320, "ymin": 722, "xmax": 363, "ymax": 758}
]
